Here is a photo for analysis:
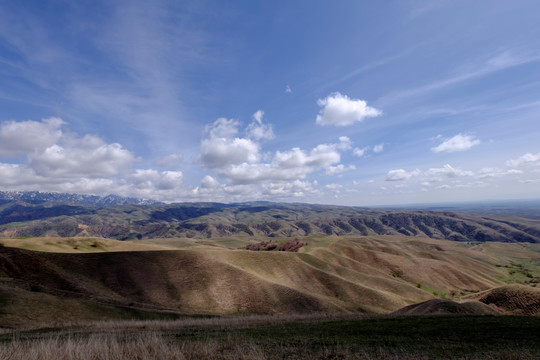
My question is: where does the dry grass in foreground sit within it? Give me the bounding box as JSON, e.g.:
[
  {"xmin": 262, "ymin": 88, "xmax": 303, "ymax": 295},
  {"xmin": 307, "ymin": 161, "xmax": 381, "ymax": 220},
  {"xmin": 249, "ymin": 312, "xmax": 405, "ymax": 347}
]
[
  {"xmin": 1, "ymin": 315, "xmax": 539, "ymax": 360},
  {"xmin": 2, "ymin": 332, "xmax": 537, "ymax": 360}
]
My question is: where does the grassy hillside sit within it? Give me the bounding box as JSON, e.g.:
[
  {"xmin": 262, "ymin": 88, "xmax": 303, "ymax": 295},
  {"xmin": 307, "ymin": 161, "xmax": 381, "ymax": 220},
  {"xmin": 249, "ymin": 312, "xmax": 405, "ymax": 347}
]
[{"xmin": 0, "ymin": 235, "xmax": 538, "ymax": 327}]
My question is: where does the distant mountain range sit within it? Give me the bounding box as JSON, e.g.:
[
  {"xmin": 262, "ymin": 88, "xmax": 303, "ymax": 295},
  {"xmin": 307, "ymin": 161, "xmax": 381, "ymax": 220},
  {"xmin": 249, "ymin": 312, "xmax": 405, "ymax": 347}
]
[
  {"xmin": 0, "ymin": 190, "xmax": 162, "ymax": 206},
  {"xmin": 0, "ymin": 191, "xmax": 539, "ymax": 243}
]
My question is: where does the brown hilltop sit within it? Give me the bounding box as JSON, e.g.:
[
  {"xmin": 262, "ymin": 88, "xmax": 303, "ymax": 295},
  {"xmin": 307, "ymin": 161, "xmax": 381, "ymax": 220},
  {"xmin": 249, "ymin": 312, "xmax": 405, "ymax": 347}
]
[
  {"xmin": 0, "ymin": 235, "xmax": 537, "ymax": 327},
  {"xmin": 466, "ymin": 284, "xmax": 540, "ymax": 315},
  {"xmin": 391, "ymin": 299, "xmax": 501, "ymax": 316}
]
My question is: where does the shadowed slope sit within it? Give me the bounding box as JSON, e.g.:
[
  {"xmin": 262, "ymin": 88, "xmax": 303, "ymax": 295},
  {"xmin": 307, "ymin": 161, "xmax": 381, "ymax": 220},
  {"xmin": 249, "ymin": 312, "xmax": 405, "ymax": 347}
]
[{"xmin": 0, "ymin": 236, "xmax": 538, "ymax": 327}]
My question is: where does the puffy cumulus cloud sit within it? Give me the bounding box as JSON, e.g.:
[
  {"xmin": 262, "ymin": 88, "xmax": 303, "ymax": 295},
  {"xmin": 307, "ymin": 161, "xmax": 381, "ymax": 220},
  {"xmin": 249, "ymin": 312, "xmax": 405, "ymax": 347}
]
[
  {"xmin": 220, "ymin": 142, "xmax": 343, "ymax": 184},
  {"xmin": 197, "ymin": 114, "xmax": 358, "ymax": 189},
  {"xmin": 0, "ymin": 117, "xmax": 64, "ymax": 157},
  {"xmin": 0, "ymin": 162, "xmax": 185, "ymax": 200},
  {"xmin": 506, "ymin": 152, "xmax": 540, "ymax": 167},
  {"xmin": 431, "ymin": 133, "xmax": 480, "ymax": 153},
  {"xmin": 353, "ymin": 146, "xmax": 369, "ymax": 157},
  {"xmin": 127, "ymin": 169, "xmax": 183, "ymax": 190},
  {"xmin": 204, "ymin": 117, "xmax": 240, "ymax": 139},
  {"xmin": 246, "ymin": 110, "xmax": 274, "ymax": 140},
  {"xmin": 199, "ymin": 118, "xmax": 260, "ymax": 169},
  {"xmin": 307, "ymin": 144, "xmax": 342, "ymax": 167},
  {"xmin": 425, "ymin": 164, "xmax": 474, "ymax": 179},
  {"xmin": 326, "ymin": 164, "xmax": 356, "ymax": 175},
  {"xmin": 316, "ymin": 92, "xmax": 381, "ymax": 126},
  {"xmin": 385, "ymin": 169, "xmax": 420, "ymax": 181},
  {"xmin": 216, "ymin": 143, "xmax": 341, "ymax": 185},
  {"xmin": 198, "ymin": 117, "xmax": 348, "ymax": 187},
  {"xmin": 29, "ymin": 136, "xmax": 135, "ymax": 178},
  {"xmin": 200, "ymin": 175, "xmax": 220, "ymax": 189},
  {"xmin": 0, "ymin": 163, "xmax": 42, "ymax": 186},
  {"xmin": 200, "ymin": 137, "xmax": 259, "ymax": 168},
  {"xmin": 0, "ymin": 118, "xmax": 187, "ymax": 201}
]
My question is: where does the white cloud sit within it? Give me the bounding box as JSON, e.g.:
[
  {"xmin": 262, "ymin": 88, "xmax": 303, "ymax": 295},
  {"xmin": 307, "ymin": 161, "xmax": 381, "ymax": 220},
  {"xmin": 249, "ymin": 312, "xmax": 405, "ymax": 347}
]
[
  {"xmin": 199, "ymin": 114, "xmax": 278, "ymax": 171},
  {"xmin": 285, "ymin": 85, "xmax": 292, "ymax": 93},
  {"xmin": 477, "ymin": 168, "xmax": 522, "ymax": 178},
  {"xmin": 205, "ymin": 118, "xmax": 240, "ymax": 139},
  {"xmin": 200, "ymin": 175, "xmax": 220, "ymax": 189},
  {"xmin": 155, "ymin": 171, "xmax": 183, "ymax": 190},
  {"xmin": 218, "ymin": 143, "xmax": 341, "ymax": 184},
  {"xmin": 506, "ymin": 152, "xmax": 540, "ymax": 167},
  {"xmin": 262, "ymin": 180, "xmax": 317, "ymax": 198},
  {"xmin": 373, "ymin": 143, "xmax": 384, "ymax": 153},
  {"xmin": 198, "ymin": 117, "xmax": 348, "ymax": 185},
  {"xmin": 385, "ymin": 169, "xmax": 420, "ymax": 181},
  {"xmin": 315, "ymin": 92, "xmax": 381, "ymax": 126},
  {"xmin": 385, "ymin": 164, "xmax": 473, "ymax": 183},
  {"xmin": 246, "ymin": 110, "xmax": 274, "ymax": 140},
  {"xmin": 0, "ymin": 117, "xmax": 64, "ymax": 157},
  {"xmin": 325, "ymin": 183, "xmax": 342, "ymax": 190},
  {"xmin": 0, "ymin": 118, "xmax": 188, "ymax": 201},
  {"xmin": 326, "ymin": 164, "xmax": 356, "ymax": 175},
  {"xmin": 252, "ymin": 110, "xmax": 264, "ymax": 123},
  {"xmin": 127, "ymin": 169, "xmax": 183, "ymax": 190},
  {"xmin": 308, "ymin": 144, "xmax": 341, "ymax": 167},
  {"xmin": 425, "ymin": 164, "xmax": 474, "ymax": 179},
  {"xmin": 199, "ymin": 118, "xmax": 260, "ymax": 169},
  {"xmin": 353, "ymin": 146, "xmax": 369, "ymax": 157},
  {"xmin": 29, "ymin": 137, "xmax": 135, "ymax": 178},
  {"xmin": 200, "ymin": 137, "xmax": 259, "ymax": 169},
  {"xmin": 432, "ymin": 133, "xmax": 480, "ymax": 153},
  {"xmin": 337, "ymin": 136, "xmax": 353, "ymax": 150}
]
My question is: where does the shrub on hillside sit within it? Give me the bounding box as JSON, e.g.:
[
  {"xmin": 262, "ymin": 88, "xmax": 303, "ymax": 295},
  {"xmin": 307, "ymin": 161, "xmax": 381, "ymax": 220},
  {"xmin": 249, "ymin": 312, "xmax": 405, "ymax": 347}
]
[{"xmin": 278, "ymin": 238, "xmax": 306, "ymax": 252}]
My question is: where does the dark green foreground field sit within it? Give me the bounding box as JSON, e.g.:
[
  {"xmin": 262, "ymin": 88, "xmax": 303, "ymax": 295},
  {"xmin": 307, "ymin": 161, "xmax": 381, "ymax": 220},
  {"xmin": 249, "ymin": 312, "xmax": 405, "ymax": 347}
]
[{"xmin": 1, "ymin": 314, "xmax": 539, "ymax": 359}]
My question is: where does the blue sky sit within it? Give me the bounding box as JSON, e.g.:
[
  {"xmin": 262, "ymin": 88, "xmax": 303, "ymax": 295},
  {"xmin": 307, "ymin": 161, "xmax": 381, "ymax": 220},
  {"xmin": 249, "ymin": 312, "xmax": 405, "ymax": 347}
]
[{"xmin": 1, "ymin": 0, "xmax": 539, "ymax": 205}]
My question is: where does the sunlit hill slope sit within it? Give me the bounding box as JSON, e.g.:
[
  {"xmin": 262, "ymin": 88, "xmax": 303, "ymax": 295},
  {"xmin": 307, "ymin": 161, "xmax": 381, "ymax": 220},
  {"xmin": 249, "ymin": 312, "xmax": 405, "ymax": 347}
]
[{"xmin": 0, "ymin": 235, "xmax": 539, "ymax": 327}]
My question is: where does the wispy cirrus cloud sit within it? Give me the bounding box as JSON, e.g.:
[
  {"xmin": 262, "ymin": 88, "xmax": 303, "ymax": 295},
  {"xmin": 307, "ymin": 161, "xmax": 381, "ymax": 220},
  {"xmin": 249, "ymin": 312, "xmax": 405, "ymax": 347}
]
[{"xmin": 380, "ymin": 51, "xmax": 540, "ymax": 106}]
